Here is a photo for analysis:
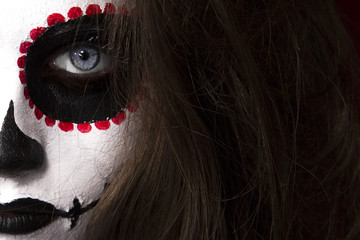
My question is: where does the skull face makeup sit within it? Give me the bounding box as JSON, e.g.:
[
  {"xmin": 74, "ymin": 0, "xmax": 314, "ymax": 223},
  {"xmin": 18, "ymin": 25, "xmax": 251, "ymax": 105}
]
[{"xmin": 0, "ymin": 1, "xmax": 130, "ymax": 239}]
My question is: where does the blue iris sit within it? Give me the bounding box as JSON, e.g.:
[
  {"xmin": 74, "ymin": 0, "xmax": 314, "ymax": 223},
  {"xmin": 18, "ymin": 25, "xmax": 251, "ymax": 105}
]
[{"xmin": 70, "ymin": 46, "xmax": 100, "ymax": 71}]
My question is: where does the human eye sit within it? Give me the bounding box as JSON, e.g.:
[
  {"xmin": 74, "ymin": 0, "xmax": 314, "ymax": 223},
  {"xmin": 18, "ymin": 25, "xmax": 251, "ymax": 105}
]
[
  {"xmin": 45, "ymin": 41, "xmax": 112, "ymax": 91},
  {"xmin": 25, "ymin": 14, "xmax": 125, "ymax": 124},
  {"xmin": 52, "ymin": 43, "xmax": 110, "ymax": 75}
]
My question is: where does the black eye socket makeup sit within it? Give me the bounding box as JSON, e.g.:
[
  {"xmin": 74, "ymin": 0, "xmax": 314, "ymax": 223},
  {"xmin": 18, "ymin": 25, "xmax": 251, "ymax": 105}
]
[{"xmin": 26, "ymin": 14, "xmax": 127, "ymax": 124}]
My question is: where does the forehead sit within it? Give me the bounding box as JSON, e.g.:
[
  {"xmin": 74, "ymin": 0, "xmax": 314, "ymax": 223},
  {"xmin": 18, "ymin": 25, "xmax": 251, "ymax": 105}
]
[{"xmin": 0, "ymin": 0, "xmax": 112, "ymax": 41}]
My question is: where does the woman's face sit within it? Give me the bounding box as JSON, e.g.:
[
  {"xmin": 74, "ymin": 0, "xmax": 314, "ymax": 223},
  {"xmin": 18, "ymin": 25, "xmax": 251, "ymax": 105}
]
[{"xmin": 0, "ymin": 0, "xmax": 129, "ymax": 239}]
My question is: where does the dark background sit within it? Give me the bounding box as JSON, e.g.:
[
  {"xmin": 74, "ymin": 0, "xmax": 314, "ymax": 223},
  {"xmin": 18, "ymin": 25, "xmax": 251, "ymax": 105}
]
[{"xmin": 335, "ymin": 0, "xmax": 360, "ymax": 53}]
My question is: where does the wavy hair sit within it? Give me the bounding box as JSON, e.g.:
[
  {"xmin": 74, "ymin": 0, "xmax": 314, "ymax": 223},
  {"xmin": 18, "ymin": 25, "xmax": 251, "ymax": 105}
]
[{"xmin": 85, "ymin": 0, "xmax": 360, "ymax": 239}]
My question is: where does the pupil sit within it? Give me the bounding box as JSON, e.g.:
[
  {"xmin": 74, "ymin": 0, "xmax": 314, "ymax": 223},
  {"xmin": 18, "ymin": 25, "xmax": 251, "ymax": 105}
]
[
  {"xmin": 78, "ymin": 50, "xmax": 90, "ymax": 61},
  {"xmin": 70, "ymin": 46, "xmax": 100, "ymax": 71}
]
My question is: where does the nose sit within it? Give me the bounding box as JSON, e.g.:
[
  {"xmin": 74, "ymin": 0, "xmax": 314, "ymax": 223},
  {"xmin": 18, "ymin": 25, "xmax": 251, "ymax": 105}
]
[{"xmin": 0, "ymin": 101, "xmax": 44, "ymax": 172}]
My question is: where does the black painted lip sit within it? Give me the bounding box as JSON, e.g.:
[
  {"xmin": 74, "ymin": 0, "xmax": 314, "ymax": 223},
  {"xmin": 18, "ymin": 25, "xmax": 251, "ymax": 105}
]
[
  {"xmin": 0, "ymin": 196, "xmax": 100, "ymax": 235},
  {"xmin": 0, "ymin": 198, "xmax": 64, "ymax": 234},
  {"xmin": 0, "ymin": 195, "xmax": 100, "ymax": 235}
]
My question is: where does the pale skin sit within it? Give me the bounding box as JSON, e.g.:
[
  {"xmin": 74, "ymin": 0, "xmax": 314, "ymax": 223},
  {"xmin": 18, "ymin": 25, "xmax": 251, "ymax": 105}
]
[{"xmin": 0, "ymin": 1, "xmax": 129, "ymax": 239}]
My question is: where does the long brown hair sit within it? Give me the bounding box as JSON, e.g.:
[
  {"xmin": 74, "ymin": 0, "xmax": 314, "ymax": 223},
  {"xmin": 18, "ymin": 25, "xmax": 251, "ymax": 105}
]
[{"xmin": 86, "ymin": 0, "xmax": 360, "ymax": 239}]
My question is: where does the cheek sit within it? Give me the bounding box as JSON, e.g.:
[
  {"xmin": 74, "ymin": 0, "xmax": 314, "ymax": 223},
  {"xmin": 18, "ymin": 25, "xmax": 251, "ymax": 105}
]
[
  {"xmin": 0, "ymin": 0, "xmax": 133, "ymax": 220},
  {"xmin": 10, "ymin": 2, "xmax": 131, "ymax": 204},
  {"xmin": 0, "ymin": 1, "xmax": 136, "ymax": 237}
]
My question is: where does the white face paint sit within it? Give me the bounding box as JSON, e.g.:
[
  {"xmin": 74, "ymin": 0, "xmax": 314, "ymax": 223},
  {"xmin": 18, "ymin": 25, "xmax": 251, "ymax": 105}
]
[{"xmin": 0, "ymin": 1, "xmax": 131, "ymax": 239}]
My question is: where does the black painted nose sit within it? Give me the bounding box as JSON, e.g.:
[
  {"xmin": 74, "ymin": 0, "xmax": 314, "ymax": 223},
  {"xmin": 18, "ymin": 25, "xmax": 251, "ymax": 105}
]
[{"xmin": 0, "ymin": 101, "xmax": 44, "ymax": 172}]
